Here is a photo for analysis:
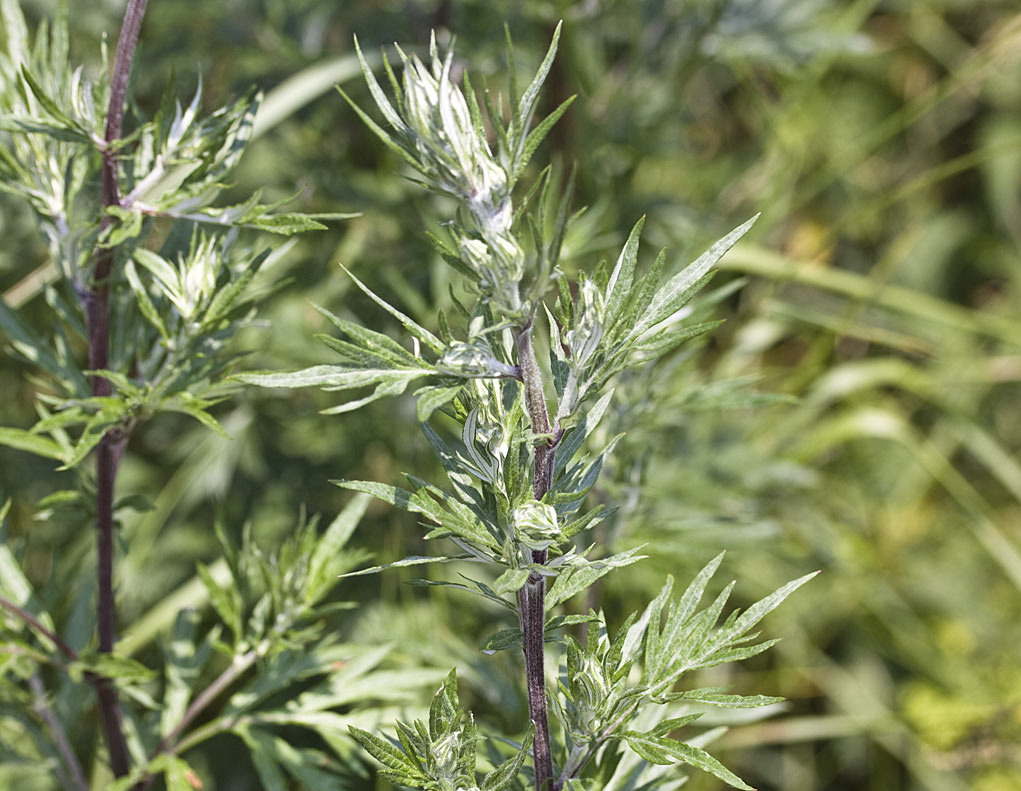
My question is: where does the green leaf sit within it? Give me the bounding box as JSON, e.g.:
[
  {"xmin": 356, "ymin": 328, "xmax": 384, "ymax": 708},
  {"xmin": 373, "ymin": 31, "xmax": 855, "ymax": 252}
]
[
  {"xmin": 197, "ymin": 561, "xmax": 242, "ymax": 642},
  {"xmin": 0, "ymin": 529, "xmax": 56, "ymax": 634},
  {"xmin": 415, "ymin": 384, "xmax": 463, "ymax": 422},
  {"xmin": 72, "ymin": 652, "xmax": 157, "ymax": 685},
  {"xmin": 162, "ymin": 394, "xmax": 230, "ymax": 438},
  {"xmin": 0, "ymin": 427, "xmax": 65, "ymax": 461},
  {"xmin": 0, "ymin": 296, "xmax": 83, "ymax": 389},
  {"xmin": 672, "ymin": 687, "xmax": 785, "ymax": 708},
  {"xmin": 631, "ymin": 215, "xmax": 759, "ymax": 338},
  {"xmin": 124, "ymin": 260, "xmax": 170, "ymax": 339},
  {"xmin": 479, "ymin": 627, "xmax": 522, "ymax": 653},
  {"xmin": 102, "ymin": 205, "xmax": 144, "ymax": 246},
  {"xmin": 242, "ymin": 212, "xmax": 328, "ymax": 235},
  {"xmin": 724, "ymin": 571, "xmax": 818, "ymax": 640},
  {"xmin": 239, "ymin": 364, "xmax": 430, "ymax": 391},
  {"xmin": 339, "ymin": 553, "xmax": 469, "ymax": 578},
  {"xmin": 604, "ymin": 217, "xmax": 646, "ymax": 325},
  {"xmin": 482, "ymin": 727, "xmax": 532, "ymax": 791},
  {"xmin": 632, "ymin": 319, "xmax": 724, "ymax": 357},
  {"xmin": 546, "ymin": 546, "xmax": 648, "ymax": 611},
  {"xmin": 341, "ymin": 263, "xmax": 444, "ymax": 353},
  {"xmin": 0, "ymin": 0, "xmax": 29, "ymax": 65},
  {"xmin": 18, "ymin": 66, "xmax": 89, "ymax": 138},
  {"xmin": 160, "ymin": 609, "xmax": 211, "ymax": 738},
  {"xmin": 622, "ymin": 732, "xmax": 754, "ymax": 790},
  {"xmin": 512, "ymin": 95, "xmax": 575, "ymax": 182},
  {"xmin": 492, "ymin": 567, "xmax": 530, "ymax": 594},
  {"xmin": 306, "ymin": 492, "xmax": 371, "ymax": 600},
  {"xmin": 513, "ymin": 21, "xmax": 563, "ymax": 157},
  {"xmin": 349, "ymin": 726, "xmax": 428, "ymax": 782}
]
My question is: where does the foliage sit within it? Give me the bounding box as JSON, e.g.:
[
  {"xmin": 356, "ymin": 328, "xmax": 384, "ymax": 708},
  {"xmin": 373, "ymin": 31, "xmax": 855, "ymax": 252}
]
[
  {"xmin": 243, "ymin": 28, "xmax": 812, "ymax": 791},
  {"xmin": 0, "ymin": 1, "xmax": 427, "ymax": 788},
  {"xmin": 3, "ymin": 1, "xmax": 1020, "ymax": 791}
]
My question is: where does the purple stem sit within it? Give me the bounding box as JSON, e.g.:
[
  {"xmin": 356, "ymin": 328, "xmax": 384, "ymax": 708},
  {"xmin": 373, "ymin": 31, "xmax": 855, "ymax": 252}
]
[
  {"xmin": 87, "ymin": 0, "xmax": 151, "ymax": 777},
  {"xmin": 516, "ymin": 321, "xmax": 555, "ymax": 791}
]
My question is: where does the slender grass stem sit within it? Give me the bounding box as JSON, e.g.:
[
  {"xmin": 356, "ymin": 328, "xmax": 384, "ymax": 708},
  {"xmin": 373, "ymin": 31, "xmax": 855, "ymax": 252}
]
[{"xmin": 87, "ymin": 0, "xmax": 151, "ymax": 778}]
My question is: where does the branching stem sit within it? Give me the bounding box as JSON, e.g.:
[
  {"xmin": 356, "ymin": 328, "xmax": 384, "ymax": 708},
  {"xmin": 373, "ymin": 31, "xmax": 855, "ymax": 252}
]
[
  {"xmin": 132, "ymin": 648, "xmax": 260, "ymax": 791},
  {"xmin": 516, "ymin": 318, "xmax": 555, "ymax": 791},
  {"xmin": 87, "ymin": 0, "xmax": 151, "ymax": 778},
  {"xmin": 29, "ymin": 674, "xmax": 90, "ymax": 791}
]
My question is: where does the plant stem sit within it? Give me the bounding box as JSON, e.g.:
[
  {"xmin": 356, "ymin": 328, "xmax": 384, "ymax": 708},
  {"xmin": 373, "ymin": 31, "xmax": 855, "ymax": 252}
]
[
  {"xmin": 516, "ymin": 319, "xmax": 555, "ymax": 791},
  {"xmin": 29, "ymin": 673, "xmax": 90, "ymax": 791},
  {"xmin": 132, "ymin": 648, "xmax": 259, "ymax": 791},
  {"xmin": 86, "ymin": 0, "xmax": 150, "ymax": 778},
  {"xmin": 0, "ymin": 596, "xmax": 77, "ymax": 661}
]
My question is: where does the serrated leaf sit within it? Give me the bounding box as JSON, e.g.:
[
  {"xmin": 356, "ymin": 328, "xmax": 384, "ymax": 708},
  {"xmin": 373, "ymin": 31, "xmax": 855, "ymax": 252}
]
[{"xmin": 622, "ymin": 732, "xmax": 754, "ymax": 790}]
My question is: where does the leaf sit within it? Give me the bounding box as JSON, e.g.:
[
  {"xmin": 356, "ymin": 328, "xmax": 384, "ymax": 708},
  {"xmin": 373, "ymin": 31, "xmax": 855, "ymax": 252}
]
[
  {"xmin": 306, "ymin": 492, "xmax": 371, "ymax": 600},
  {"xmin": 160, "ymin": 609, "xmax": 211, "ymax": 738},
  {"xmin": 238, "ymin": 364, "xmax": 430, "ymax": 390},
  {"xmin": 0, "ymin": 427, "xmax": 65, "ymax": 461},
  {"xmin": 604, "ymin": 217, "xmax": 646, "ymax": 324},
  {"xmin": 124, "ymin": 260, "xmax": 170, "ymax": 339},
  {"xmin": 0, "ymin": 531, "xmax": 56, "ymax": 634},
  {"xmin": 72, "ymin": 652, "xmax": 157, "ymax": 685},
  {"xmin": 196, "ymin": 561, "xmax": 242, "ymax": 642},
  {"xmin": 632, "ymin": 215, "xmax": 759, "ymax": 338},
  {"xmin": 480, "ymin": 628, "xmax": 522, "ymax": 653},
  {"xmin": 415, "ymin": 384, "xmax": 463, "ymax": 422},
  {"xmin": 671, "ymin": 687, "xmax": 784, "ymax": 708},
  {"xmin": 339, "ymin": 553, "xmax": 470, "ymax": 579},
  {"xmin": 724, "ymin": 571, "xmax": 819, "ymax": 640},
  {"xmin": 482, "ymin": 727, "xmax": 532, "ymax": 791},
  {"xmin": 545, "ymin": 546, "xmax": 648, "ymax": 611},
  {"xmin": 163, "ymin": 394, "xmax": 230, "ymax": 438},
  {"xmin": 341, "ymin": 264, "xmax": 444, "ymax": 353},
  {"xmin": 0, "ymin": 296, "xmax": 81, "ymax": 388},
  {"xmin": 621, "ymin": 732, "xmax": 754, "ymax": 790},
  {"xmin": 512, "ymin": 95, "xmax": 575, "ymax": 182},
  {"xmin": 242, "ymin": 212, "xmax": 328, "ymax": 235},
  {"xmin": 349, "ymin": 726, "xmax": 427, "ymax": 782},
  {"xmin": 492, "ymin": 567, "xmax": 530, "ymax": 594},
  {"xmin": 514, "ymin": 21, "xmax": 563, "ymax": 151}
]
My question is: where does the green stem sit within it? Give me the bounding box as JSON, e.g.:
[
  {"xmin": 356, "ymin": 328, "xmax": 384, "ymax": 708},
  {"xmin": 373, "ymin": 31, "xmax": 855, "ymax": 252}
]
[
  {"xmin": 132, "ymin": 649, "xmax": 259, "ymax": 791},
  {"xmin": 29, "ymin": 673, "xmax": 90, "ymax": 791}
]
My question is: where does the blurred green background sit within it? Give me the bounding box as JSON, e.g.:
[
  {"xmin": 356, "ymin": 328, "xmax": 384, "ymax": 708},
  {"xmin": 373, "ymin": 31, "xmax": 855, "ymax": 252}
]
[{"xmin": 3, "ymin": 0, "xmax": 1021, "ymax": 789}]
